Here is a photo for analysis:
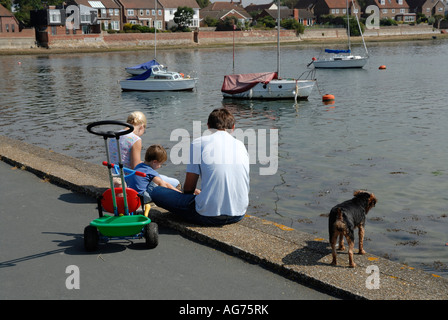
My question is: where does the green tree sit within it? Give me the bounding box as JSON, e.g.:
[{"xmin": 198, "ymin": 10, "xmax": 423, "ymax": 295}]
[
  {"xmin": 173, "ymin": 6, "xmax": 194, "ymax": 31},
  {"xmin": 0, "ymin": 0, "xmax": 12, "ymax": 10},
  {"xmin": 14, "ymin": 0, "xmax": 65, "ymax": 26},
  {"xmin": 196, "ymin": 0, "xmax": 211, "ymax": 9},
  {"xmin": 281, "ymin": 18, "xmax": 305, "ymax": 34}
]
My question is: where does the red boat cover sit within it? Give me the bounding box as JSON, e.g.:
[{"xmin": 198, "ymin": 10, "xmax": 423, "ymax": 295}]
[{"xmin": 221, "ymin": 72, "xmax": 278, "ymax": 94}]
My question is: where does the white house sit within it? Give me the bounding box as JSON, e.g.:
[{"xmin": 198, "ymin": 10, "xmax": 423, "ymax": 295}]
[{"xmin": 159, "ymin": 0, "xmax": 200, "ymax": 30}]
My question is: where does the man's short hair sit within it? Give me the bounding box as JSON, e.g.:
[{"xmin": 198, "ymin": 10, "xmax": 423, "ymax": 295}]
[{"xmin": 207, "ymin": 108, "xmax": 235, "ymax": 130}]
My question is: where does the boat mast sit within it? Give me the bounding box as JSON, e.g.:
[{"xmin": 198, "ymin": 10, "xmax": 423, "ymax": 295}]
[
  {"xmin": 277, "ymin": 0, "xmax": 280, "ymax": 77},
  {"xmin": 347, "ymin": 0, "xmax": 351, "ymax": 52},
  {"xmin": 352, "ymin": 0, "xmax": 369, "ymax": 57},
  {"xmin": 154, "ymin": 0, "xmax": 157, "ymax": 59}
]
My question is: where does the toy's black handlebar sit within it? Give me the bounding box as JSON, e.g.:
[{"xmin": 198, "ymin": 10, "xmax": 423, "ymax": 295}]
[{"xmin": 86, "ymin": 120, "xmax": 134, "ymax": 139}]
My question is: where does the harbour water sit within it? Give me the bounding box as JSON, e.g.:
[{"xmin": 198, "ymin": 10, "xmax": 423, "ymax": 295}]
[{"xmin": 1, "ymin": 39, "xmax": 447, "ymax": 277}]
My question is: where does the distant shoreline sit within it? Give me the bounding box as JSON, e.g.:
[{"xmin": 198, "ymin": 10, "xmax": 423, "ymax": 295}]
[{"xmin": 0, "ymin": 31, "xmax": 446, "ymax": 56}]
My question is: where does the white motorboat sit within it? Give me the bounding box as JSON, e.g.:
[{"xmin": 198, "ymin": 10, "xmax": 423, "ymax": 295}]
[
  {"xmin": 120, "ymin": 1, "xmax": 197, "ymax": 92},
  {"xmin": 221, "ymin": 0, "xmax": 315, "ymax": 100},
  {"xmin": 120, "ymin": 64, "xmax": 198, "ymax": 92}
]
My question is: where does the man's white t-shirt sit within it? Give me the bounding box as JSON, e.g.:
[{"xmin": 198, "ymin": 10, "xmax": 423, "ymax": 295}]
[{"xmin": 187, "ymin": 130, "xmax": 250, "ymax": 217}]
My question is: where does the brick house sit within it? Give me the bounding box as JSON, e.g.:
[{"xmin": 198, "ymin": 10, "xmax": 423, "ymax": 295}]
[
  {"xmin": 407, "ymin": 0, "xmax": 447, "ymax": 17},
  {"xmin": 69, "ymin": 0, "xmax": 122, "ymax": 31},
  {"xmin": 200, "ymin": 1, "xmax": 251, "ymax": 26},
  {"xmin": 254, "ymin": 8, "xmax": 316, "ymax": 26},
  {"xmin": 0, "ymin": 4, "xmax": 20, "ymax": 33},
  {"xmin": 365, "ymin": 0, "xmax": 414, "ymax": 20},
  {"xmin": 313, "ymin": 0, "xmax": 362, "ymax": 17},
  {"xmin": 30, "ymin": 4, "xmax": 99, "ymax": 47},
  {"xmin": 116, "ymin": 0, "xmax": 165, "ymax": 29}
]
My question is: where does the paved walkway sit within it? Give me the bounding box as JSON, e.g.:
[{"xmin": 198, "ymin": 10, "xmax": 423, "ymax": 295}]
[
  {"xmin": 0, "ymin": 160, "xmax": 334, "ymax": 300},
  {"xmin": 1, "ymin": 135, "xmax": 447, "ymax": 300}
]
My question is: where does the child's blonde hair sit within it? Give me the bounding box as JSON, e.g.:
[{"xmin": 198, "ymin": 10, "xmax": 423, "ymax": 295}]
[{"xmin": 127, "ymin": 111, "xmax": 147, "ymax": 127}]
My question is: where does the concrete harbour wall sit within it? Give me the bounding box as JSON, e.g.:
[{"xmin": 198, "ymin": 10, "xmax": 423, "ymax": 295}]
[{"xmin": 0, "ymin": 26, "xmax": 443, "ymax": 51}]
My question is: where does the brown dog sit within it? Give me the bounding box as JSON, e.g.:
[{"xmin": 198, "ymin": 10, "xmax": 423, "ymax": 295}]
[{"xmin": 328, "ymin": 190, "xmax": 377, "ymax": 268}]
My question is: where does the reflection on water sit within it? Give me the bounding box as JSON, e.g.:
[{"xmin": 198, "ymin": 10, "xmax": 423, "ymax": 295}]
[{"xmin": 1, "ymin": 40, "xmax": 448, "ymax": 277}]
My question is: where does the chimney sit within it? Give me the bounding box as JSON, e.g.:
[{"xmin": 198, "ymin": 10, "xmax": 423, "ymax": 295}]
[{"xmin": 294, "ymin": 8, "xmax": 299, "ymax": 21}]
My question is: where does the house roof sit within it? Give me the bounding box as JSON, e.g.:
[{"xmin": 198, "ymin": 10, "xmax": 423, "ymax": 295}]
[
  {"xmin": 245, "ymin": 2, "xmax": 276, "ymax": 12},
  {"xmin": 294, "ymin": 0, "xmax": 318, "ymax": 10},
  {"xmin": 201, "ymin": 1, "xmax": 251, "ymax": 19},
  {"xmin": 117, "ymin": 0, "xmax": 161, "ymax": 8},
  {"xmin": 366, "ymin": 0, "xmax": 410, "ymax": 8},
  {"xmin": 320, "ymin": 0, "xmax": 361, "ymax": 8},
  {"xmin": 259, "ymin": 8, "xmax": 314, "ymax": 19},
  {"xmin": 0, "ymin": 3, "xmax": 15, "ymax": 17},
  {"xmin": 71, "ymin": 0, "xmax": 120, "ymax": 8},
  {"xmin": 158, "ymin": 0, "xmax": 200, "ymax": 9}
]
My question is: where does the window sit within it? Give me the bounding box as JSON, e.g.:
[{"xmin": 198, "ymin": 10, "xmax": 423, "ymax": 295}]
[
  {"xmin": 115, "ymin": 9, "xmax": 119, "ymax": 16},
  {"xmin": 101, "ymin": 9, "xmax": 106, "ymax": 17},
  {"xmin": 140, "ymin": 10, "xmax": 144, "ymax": 16},
  {"xmin": 380, "ymin": 0, "xmax": 385, "ymax": 5},
  {"xmin": 146, "ymin": 10, "xmax": 150, "ymax": 15},
  {"xmin": 335, "ymin": 9, "xmax": 339, "ymax": 14},
  {"xmin": 49, "ymin": 9, "xmax": 61, "ymax": 23},
  {"xmin": 331, "ymin": 9, "xmax": 335, "ymax": 14},
  {"xmin": 108, "ymin": 9, "xmax": 113, "ymax": 16},
  {"xmin": 158, "ymin": 10, "xmax": 162, "ymax": 16},
  {"xmin": 152, "ymin": 9, "xmax": 156, "ymax": 15},
  {"xmin": 398, "ymin": 0, "xmax": 403, "ymax": 4},
  {"xmin": 111, "ymin": 20, "xmax": 119, "ymax": 30},
  {"xmin": 127, "ymin": 9, "xmax": 134, "ymax": 16},
  {"xmin": 81, "ymin": 14, "xmax": 91, "ymax": 23},
  {"xmin": 400, "ymin": 8, "xmax": 405, "ymax": 13}
]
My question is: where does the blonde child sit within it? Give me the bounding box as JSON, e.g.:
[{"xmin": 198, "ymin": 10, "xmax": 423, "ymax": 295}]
[{"xmin": 109, "ymin": 111, "xmax": 147, "ymax": 169}]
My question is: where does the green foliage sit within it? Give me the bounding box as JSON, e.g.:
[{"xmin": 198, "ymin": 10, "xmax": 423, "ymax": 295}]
[
  {"xmin": 173, "ymin": 6, "xmax": 194, "ymax": 30},
  {"xmin": 281, "ymin": 18, "xmax": 305, "ymax": 34},
  {"xmin": 14, "ymin": 0, "xmax": 65, "ymax": 26},
  {"xmin": 196, "ymin": 0, "xmax": 211, "ymax": 8},
  {"xmin": 216, "ymin": 16, "xmax": 239, "ymax": 31},
  {"xmin": 204, "ymin": 16, "xmax": 219, "ymax": 27},
  {"xmin": 380, "ymin": 18, "xmax": 398, "ymax": 26},
  {"xmin": 256, "ymin": 16, "xmax": 276, "ymax": 28}
]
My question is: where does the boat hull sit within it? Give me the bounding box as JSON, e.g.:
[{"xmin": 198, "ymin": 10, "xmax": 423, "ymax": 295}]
[
  {"xmin": 222, "ymin": 79, "xmax": 316, "ymax": 100},
  {"xmin": 313, "ymin": 56, "xmax": 368, "ymax": 69},
  {"xmin": 120, "ymin": 78, "xmax": 198, "ymax": 92}
]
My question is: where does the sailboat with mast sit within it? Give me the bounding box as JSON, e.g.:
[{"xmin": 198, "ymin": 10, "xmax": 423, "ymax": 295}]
[
  {"xmin": 221, "ymin": 0, "xmax": 315, "ymax": 100},
  {"xmin": 311, "ymin": 0, "xmax": 369, "ymax": 69}
]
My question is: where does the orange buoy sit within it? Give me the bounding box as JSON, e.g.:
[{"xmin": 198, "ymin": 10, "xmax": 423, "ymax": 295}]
[
  {"xmin": 379, "ymin": 65, "xmax": 386, "ymax": 70},
  {"xmin": 322, "ymin": 94, "xmax": 335, "ymax": 102}
]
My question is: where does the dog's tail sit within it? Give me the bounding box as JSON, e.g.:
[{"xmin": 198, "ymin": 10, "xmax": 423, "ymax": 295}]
[{"xmin": 335, "ymin": 208, "xmax": 345, "ymax": 231}]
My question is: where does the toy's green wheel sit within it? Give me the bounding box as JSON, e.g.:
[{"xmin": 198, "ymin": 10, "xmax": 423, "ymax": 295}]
[
  {"xmin": 84, "ymin": 225, "xmax": 99, "ymax": 251},
  {"xmin": 144, "ymin": 223, "xmax": 158, "ymax": 249}
]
